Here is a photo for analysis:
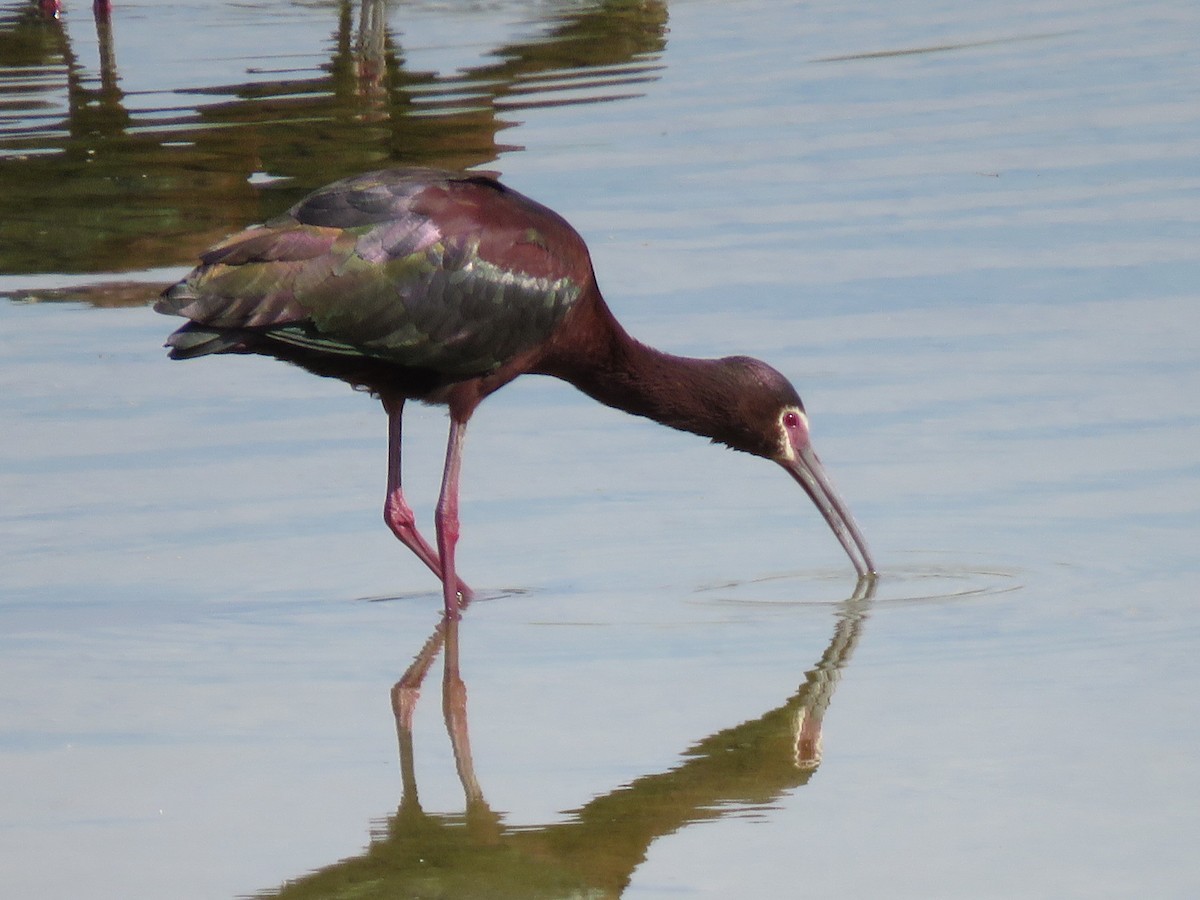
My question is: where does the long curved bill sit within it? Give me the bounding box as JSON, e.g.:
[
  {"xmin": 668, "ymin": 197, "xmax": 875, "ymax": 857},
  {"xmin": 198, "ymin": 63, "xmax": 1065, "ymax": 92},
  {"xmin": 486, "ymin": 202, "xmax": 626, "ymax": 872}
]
[{"xmin": 782, "ymin": 445, "xmax": 876, "ymax": 578}]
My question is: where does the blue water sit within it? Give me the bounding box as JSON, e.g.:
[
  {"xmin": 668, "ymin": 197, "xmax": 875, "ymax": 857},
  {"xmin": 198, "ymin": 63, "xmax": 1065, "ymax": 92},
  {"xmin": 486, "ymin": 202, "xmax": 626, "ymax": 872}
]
[{"xmin": 2, "ymin": 0, "xmax": 1199, "ymax": 896}]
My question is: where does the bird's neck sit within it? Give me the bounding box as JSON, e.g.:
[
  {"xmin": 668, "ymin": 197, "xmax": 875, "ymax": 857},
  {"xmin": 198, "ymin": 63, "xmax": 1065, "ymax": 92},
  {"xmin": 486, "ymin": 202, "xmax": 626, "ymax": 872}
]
[{"xmin": 538, "ymin": 294, "xmax": 743, "ymax": 446}]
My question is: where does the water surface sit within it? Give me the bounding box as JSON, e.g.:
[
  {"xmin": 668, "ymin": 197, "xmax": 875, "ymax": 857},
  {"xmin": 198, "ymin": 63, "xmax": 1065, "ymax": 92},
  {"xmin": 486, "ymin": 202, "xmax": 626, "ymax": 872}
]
[{"xmin": 2, "ymin": 0, "xmax": 1199, "ymax": 896}]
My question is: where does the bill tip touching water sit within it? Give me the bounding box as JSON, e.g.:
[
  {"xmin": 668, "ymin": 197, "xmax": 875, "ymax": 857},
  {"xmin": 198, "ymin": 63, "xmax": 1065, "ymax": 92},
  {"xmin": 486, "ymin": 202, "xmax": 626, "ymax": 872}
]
[{"xmin": 155, "ymin": 167, "xmax": 876, "ymax": 615}]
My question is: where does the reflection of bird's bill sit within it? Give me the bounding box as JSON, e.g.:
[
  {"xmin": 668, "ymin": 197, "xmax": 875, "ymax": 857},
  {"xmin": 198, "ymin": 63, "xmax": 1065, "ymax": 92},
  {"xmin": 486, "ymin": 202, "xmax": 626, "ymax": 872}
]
[
  {"xmin": 783, "ymin": 445, "xmax": 876, "ymax": 577},
  {"xmin": 793, "ymin": 705, "xmax": 823, "ymax": 769}
]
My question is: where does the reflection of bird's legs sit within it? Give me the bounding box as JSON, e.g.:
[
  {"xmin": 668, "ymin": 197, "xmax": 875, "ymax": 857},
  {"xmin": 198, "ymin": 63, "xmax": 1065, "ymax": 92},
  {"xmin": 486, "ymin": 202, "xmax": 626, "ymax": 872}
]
[
  {"xmin": 390, "ymin": 603, "xmax": 493, "ymax": 819},
  {"xmin": 381, "ymin": 396, "xmax": 472, "ymax": 602},
  {"xmin": 353, "ymin": 0, "xmax": 387, "ymax": 103},
  {"xmin": 390, "ymin": 625, "xmax": 445, "ymax": 813},
  {"xmin": 390, "ymin": 584, "xmax": 478, "ymax": 736},
  {"xmin": 442, "ymin": 617, "xmax": 484, "ymax": 805},
  {"xmin": 390, "ymin": 620, "xmax": 448, "ymax": 733}
]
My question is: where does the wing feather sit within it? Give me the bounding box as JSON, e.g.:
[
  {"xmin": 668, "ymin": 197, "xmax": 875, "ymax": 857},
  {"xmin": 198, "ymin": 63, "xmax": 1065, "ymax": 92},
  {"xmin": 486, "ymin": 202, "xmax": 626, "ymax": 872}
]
[{"xmin": 158, "ymin": 169, "xmax": 590, "ymax": 377}]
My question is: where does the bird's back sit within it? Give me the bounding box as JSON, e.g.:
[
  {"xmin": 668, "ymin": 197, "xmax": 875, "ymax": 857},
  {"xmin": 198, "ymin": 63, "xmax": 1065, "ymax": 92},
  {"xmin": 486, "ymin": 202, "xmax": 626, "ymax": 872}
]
[{"xmin": 157, "ymin": 168, "xmax": 595, "ymax": 392}]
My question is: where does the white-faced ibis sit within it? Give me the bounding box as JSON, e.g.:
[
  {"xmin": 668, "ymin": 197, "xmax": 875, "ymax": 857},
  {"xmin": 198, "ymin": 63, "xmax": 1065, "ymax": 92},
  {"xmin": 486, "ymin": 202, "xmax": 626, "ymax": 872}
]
[{"xmin": 156, "ymin": 167, "xmax": 875, "ymax": 617}]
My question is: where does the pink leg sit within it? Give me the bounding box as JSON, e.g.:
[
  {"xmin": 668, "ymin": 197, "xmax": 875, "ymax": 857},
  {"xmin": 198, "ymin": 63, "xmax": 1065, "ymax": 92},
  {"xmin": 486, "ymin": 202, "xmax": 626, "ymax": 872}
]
[
  {"xmin": 435, "ymin": 417, "xmax": 468, "ymax": 619},
  {"xmin": 381, "ymin": 396, "xmax": 472, "ymax": 600}
]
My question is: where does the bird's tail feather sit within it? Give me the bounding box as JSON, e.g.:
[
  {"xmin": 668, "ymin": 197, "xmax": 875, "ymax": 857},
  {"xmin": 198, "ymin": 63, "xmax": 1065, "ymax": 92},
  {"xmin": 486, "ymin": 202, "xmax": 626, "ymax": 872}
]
[
  {"xmin": 163, "ymin": 324, "xmax": 245, "ymax": 359},
  {"xmin": 154, "ymin": 281, "xmax": 195, "ymax": 317}
]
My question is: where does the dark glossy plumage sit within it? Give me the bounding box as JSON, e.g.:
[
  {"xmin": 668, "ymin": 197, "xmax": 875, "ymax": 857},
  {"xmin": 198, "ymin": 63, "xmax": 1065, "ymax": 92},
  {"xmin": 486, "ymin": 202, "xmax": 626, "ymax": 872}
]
[
  {"xmin": 158, "ymin": 167, "xmax": 875, "ymax": 615},
  {"xmin": 159, "ymin": 168, "xmax": 587, "ymax": 392}
]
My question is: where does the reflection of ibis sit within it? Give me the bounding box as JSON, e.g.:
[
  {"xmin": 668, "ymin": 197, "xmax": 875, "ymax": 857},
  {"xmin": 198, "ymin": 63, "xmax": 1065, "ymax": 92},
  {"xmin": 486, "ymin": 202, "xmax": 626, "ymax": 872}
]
[
  {"xmin": 157, "ymin": 168, "xmax": 875, "ymax": 615},
  {"xmin": 38, "ymin": 0, "xmax": 110, "ymax": 20},
  {"xmin": 261, "ymin": 580, "xmax": 878, "ymax": 898}
]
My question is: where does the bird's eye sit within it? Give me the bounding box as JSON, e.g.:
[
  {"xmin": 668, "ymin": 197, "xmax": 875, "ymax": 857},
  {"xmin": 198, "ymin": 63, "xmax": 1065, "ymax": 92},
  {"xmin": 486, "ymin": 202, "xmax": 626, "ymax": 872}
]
[{"xmin": 783, "ymin": 411, "xmax": 801, "ymax": 429}]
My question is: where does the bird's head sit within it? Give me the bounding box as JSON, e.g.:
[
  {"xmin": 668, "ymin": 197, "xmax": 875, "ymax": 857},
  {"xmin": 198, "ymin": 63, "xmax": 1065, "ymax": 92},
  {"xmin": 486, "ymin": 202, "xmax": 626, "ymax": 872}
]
[{"xmin": 715, "ymin": 357, "xmax": 877, "ymax": 578}]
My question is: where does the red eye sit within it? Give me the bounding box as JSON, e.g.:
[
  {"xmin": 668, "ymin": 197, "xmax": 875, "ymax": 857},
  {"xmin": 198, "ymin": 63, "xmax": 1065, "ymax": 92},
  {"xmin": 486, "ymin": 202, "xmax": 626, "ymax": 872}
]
[{"xmin": 783, "ymin": 411, "xmax": 800, "ymax": 429}]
